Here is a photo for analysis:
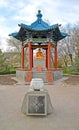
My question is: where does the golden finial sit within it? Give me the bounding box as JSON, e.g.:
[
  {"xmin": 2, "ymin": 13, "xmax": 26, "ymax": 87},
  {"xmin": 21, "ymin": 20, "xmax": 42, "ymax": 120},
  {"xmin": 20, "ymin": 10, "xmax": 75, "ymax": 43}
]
[{"xmin": 38, "ymin": 10, "xmax": 41, "ymax": 13}]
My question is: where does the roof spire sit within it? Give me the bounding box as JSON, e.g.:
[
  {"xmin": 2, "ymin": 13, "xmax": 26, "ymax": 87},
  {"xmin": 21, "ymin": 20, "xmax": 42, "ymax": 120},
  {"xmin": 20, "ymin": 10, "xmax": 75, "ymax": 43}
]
[
  {"xmin": 38, "ymin": 10, "xmax": 41, "ymax": 13},
  {"xmin": 37, "ymin": 10, "xmax": 42, "ymax": 19}
]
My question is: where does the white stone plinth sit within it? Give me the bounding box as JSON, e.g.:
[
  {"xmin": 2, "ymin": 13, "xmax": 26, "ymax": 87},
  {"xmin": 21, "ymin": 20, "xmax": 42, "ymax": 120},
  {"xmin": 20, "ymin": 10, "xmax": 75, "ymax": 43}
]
[{"xmin": 30, "ymin": 78, "xmax": 44, "ymax": 91}]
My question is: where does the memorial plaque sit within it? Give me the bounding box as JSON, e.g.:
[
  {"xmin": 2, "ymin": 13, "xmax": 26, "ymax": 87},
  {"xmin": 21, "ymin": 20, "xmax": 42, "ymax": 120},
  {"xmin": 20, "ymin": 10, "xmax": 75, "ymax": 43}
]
[{"xmin": 27, "ymin": 93, "xmax": 47, "ymax": 115}]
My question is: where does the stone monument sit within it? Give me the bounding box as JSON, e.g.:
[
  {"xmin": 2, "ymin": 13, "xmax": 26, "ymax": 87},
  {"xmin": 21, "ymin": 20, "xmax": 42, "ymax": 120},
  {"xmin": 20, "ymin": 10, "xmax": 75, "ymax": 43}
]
[{"xmin": 21, "ymin": 78, "xmax": 53, "ymax": 116}]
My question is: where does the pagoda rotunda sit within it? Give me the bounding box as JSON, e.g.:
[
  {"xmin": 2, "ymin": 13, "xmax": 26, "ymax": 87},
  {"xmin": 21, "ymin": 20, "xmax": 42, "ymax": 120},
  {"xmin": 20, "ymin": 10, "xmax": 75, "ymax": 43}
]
[{"xmin": 9, "ymin": 10, "xmax": 68, "ymax": 83}]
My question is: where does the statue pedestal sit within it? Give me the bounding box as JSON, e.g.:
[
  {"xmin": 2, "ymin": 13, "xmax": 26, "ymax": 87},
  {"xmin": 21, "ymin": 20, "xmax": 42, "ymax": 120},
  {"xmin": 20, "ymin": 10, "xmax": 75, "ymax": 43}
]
[
  {"xmin": 34, "ymin": 58, "xmax": 46, "ymax": 69},
  {"xmin": 21, "ymin": 90, "xmax": 53, "ymax": 116},
  {"xmin": 21, "ymin": 78, "xmax": 53, "ymax": 116}
]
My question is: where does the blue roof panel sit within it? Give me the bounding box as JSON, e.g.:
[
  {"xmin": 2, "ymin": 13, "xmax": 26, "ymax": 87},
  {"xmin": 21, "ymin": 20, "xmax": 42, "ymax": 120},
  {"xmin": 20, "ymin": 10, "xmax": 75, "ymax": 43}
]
[
  {"xmin": 20, "ymin": 11, "xmax": 59, "ymax": 31},
  {"xmin": 21, "ymin": 23, "xmax": 58, "ymax": 31},
  {"xmin": 9, "ymin": 10, "xmax": 68, "ymax": 42}
]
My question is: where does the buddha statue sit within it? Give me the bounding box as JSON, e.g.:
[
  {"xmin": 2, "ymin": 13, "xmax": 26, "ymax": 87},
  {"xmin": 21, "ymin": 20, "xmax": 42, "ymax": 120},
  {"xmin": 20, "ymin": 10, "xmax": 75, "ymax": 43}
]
[{"xmin": 36, "ymin": 49, "xmax": 44, "ymax": 59}]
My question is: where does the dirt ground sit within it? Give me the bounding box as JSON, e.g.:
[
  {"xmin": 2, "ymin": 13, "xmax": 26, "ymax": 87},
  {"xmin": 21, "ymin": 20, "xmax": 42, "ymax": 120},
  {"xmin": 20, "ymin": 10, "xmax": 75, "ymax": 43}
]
[
  {"xmin": 0, "ymin": 74, "xmax": 17, "ymax": 85},
  {"xmin": 0, "ymin": 74, "xmax": 79, "ymax": 130},
  {"xmin": 63, "ymin": 75, "xmax": 79, "ymax": 86},
  {"xmin": 0, "ymin": 74, "xmax": 79, "ymax": 86},
  {"xmin": 0, "ymin": 78, "xmax": 79, "ymax": 130}
]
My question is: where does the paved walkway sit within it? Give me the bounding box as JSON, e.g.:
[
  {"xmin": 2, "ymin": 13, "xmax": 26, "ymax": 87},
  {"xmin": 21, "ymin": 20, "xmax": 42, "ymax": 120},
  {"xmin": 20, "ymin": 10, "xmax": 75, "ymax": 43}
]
[{"xmin": 0, "ymin": 82, "xmax": 79, "ymax": 130}]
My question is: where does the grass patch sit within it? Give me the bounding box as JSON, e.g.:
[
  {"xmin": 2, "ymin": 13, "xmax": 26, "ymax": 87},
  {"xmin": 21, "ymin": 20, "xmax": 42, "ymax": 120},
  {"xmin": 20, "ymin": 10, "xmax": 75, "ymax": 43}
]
[
  {"xmin": 0, "ymin": 67, "xmax": 16, "ymax": 75},
  {"xmin": 63, "ymin": 66, "xmax": 79, "ymax": 75}
]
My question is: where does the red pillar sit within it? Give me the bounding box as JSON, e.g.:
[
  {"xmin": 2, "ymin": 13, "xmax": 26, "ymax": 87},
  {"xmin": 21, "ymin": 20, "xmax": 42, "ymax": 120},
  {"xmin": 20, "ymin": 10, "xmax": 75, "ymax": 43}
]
[
  {"xmin": 47, "ymin": 41, "xmax": 51, "ymax": 69},
  {"xmin": 31, "ymin": 48, "xmax": 33, "ymax": 67},
  {"xmin": 21, "ymin": 46, "xmax": 25, "ymax": 69},
  {"xmin": 28, "ymin": 41, "xmax": 32, "ymax": 70},
  {"xmin": 54, "ymin": 45, "xmax": 58, "ymax": 68},
  {"xmin": 46, "ymin": 49, "xmax": 48, "ymax": 68}
]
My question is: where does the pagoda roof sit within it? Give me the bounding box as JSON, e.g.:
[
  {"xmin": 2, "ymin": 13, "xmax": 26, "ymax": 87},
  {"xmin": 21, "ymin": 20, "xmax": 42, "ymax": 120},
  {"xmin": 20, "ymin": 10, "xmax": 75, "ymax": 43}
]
[{"xmin": 9, "ymin": 10, "xmax": 68, "ymax": 43}]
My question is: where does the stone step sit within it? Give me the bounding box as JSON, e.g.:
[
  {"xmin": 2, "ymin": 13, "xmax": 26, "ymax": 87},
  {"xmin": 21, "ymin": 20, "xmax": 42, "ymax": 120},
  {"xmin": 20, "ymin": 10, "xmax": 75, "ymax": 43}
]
[
  {"xmin": 32, "ymin": 72, "xmax": 47, "ymax": 82},
  {"xmin": 32, "ymin": 67, "xmax": 47, "ymax": 72}
]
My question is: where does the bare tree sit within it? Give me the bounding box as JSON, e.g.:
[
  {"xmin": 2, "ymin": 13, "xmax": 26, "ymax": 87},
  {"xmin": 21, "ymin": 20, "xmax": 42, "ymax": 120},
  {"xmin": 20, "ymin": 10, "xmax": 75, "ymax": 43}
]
[
  {"xmin": 7, "ymin": 37, "xmax": 22, "ymax": 52},
  {"xmin": 7, "ymin": 37, "xmax": 28, "ymax": 67},
  {"xmin": 58, "ymin": 24, "xmax": 76, "ymax": 66},
  {"xmin": 71, "ymin": 23, "xmax": 79, "ymax": 57}
]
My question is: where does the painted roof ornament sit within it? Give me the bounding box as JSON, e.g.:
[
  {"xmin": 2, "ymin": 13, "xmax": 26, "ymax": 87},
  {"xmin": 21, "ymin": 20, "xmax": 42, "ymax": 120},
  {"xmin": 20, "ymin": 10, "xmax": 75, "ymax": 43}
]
[{"xmin": 37, "ymin": 10, "xmax": 42, "ymax": 19}]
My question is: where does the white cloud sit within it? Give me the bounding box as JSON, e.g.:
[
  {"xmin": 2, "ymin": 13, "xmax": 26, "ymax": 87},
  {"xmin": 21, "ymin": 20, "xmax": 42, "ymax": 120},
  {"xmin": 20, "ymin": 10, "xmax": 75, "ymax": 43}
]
[
  {"xmin": 0, "ymin": 0, "xmax": 79, "ymax": 51},
  {"xmin": 0, "ymin": 0, "xmax": 9, "ymax": 7},
  {"xmin": 12, "ymin": 1, "xmax": 43, "ymax": 24},
  {"xmin": 0, "ymin": 37, "xmax": 8, "ymax": 52},
  {"xmin": 0, "ymin": 16, "xmax": 6, "ymax": 23}
]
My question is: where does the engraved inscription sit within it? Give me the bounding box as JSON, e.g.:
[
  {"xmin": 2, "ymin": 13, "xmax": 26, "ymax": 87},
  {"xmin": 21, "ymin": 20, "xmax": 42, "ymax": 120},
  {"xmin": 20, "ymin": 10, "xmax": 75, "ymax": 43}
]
[{"xmin": 28, "ymin": 96, "xmax": 45, "ymax": 114}]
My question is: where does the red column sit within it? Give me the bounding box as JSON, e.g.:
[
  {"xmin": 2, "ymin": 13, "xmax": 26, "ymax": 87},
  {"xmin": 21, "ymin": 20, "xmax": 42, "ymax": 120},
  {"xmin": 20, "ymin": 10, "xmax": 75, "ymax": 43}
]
[
  {"xmin": 46, "ymin": 49, "xmax": 48, "ymax": 68},
  {"xmin": 31, "ymin": 48, "xmax": 33, "ymax": 67},
  {"xmin": 21, "ymin": 46, "xmax": 25, "ymax": 69},
  {"xmin": 47, "ymin": 42, "xmax": 51, "ymax": 69},
  {"xmin": 54, "ymin": 45, "xmax": 58, "ymax": 68},
  {"xmin": 28, "ymin": 41, "xmax": 32, "ymax": 70}
]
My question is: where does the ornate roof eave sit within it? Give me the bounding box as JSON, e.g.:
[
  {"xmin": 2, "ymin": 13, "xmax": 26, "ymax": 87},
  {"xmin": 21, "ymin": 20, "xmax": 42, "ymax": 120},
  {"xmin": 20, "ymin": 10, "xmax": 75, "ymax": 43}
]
[
  {"xmin": 9, "ymin": 32, "xmax": 27, "ymax": 41},
  {"xmin": 9, "ymin": 29, "xmax": 68, "ymax": 43},
  {"xmin": 9, "ymin": 30, "xmax": 68, "ymax": 43}
]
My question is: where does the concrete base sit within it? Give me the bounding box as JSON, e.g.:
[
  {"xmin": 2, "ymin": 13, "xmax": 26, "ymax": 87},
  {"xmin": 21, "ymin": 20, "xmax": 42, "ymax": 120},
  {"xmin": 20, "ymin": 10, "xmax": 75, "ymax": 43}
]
[
  {"xmin": 16, "ymin": 68, "xmax": 63, "ymax": 83},
  {"xmin": 21, "ymin": 90, "xmax": 53, "ymax": 116},
  {"xmin": 53, "ymin": 69, "xmax": 63, "ymax": 80},
  {"xmin": 16, "ymin": 69, "xmax": 26, "ymax": 82}
]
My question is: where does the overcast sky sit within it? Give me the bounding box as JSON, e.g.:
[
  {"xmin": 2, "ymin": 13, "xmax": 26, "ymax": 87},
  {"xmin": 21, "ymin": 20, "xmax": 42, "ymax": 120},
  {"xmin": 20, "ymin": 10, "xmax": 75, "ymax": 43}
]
[{"xmin": 0, "ymin": 0, "xmax": 79, "ymax": 51}]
